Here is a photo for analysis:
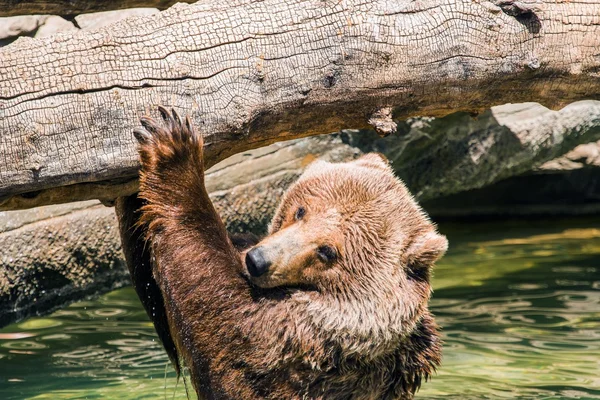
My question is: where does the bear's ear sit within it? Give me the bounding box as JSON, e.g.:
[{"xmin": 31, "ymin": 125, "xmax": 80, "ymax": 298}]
[
  {"xmin": 304, "ymin": 159, "xmax": 330, "ymax": 173},
  {"xmin": 354, "ymin": 153, "xmax": 392, "ymax": 172},
  {"xmin": 404, "ymin": 230, "xmax": 448, "ymax": 281}
]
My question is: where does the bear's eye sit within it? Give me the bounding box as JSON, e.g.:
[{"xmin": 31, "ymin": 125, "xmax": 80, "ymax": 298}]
[
  {"xmin": 317, "ymin": 245, "xmax": 337, "ymax": 263},
  {"xmin": 294, "ymin": 207, "xmax": 306, "ymax": 221}
]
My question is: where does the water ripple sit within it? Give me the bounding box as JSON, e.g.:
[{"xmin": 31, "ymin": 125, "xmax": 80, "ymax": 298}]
[{"xmin": 1, "ymin": 219, "xmax": 600, "ymax": 399}]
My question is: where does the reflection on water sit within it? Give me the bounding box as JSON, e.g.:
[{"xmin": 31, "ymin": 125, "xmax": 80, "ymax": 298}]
[{"xmin": 1, "ymin": 218, "xmax": 600, "ymax": 399}]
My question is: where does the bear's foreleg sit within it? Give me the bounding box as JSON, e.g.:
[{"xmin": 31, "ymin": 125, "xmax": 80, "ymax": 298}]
[
  {"xmin": 115, "ymin": 193, "xmax": 181, "ymax": 374},
  {"xmin": 131, "ymin": 107, "xmax": 256, "ymax": 396}
]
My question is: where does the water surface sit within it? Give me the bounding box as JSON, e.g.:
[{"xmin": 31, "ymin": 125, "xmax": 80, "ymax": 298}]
[{"xmin": 1, "ymin": 218, "xmax": 599, "ymax": 399}]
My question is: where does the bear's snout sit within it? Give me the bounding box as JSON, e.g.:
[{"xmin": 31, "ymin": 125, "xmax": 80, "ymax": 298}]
[{"xmin": 246, "ymin": 247, "xmax": 271, "ymax": 277}]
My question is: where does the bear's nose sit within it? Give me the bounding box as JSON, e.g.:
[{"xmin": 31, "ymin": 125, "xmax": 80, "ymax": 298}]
[{"xmin": 245, "ymin": 247, "xmax": 271, "ymax": 277}]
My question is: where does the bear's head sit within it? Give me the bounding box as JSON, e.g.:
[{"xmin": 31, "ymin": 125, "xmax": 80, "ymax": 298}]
[{"xmin": 243, "ymin": 153, "xmax": 446, "ymax": 357}]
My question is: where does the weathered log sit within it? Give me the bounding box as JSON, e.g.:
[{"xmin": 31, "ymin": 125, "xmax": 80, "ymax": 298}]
[
  {"xmin": 0, "ymin": 202, "xmax": 129, "ymax": 327},
  {"xmin": 1, "ymin": 0, "xmax": 600, "ymax": 210},
  {"xmin": 0, "ymin": 0, "xmax": 192, "ymax": 17}
]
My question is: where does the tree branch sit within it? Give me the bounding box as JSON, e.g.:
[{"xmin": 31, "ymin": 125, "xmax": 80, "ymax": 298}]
[{"xmin": 1, "ymin": 0, "xmax": 599, "ymax": 210}]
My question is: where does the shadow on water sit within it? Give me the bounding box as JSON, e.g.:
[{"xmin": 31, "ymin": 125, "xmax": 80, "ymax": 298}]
[{"xmin": 0, "ymin": 217, "xmax": 599, "ymax": 399}]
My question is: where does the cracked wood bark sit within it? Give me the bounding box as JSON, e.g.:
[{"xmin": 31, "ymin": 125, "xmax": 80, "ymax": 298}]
[
  {"xmin": 1, "ymin": 0, "xmax": 600, "ymax": 211},
  {"xmin": 0, "ymin": 1, "xmax": 194, "ymax": 17}
]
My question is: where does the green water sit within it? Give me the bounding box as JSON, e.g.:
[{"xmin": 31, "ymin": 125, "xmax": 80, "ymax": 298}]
[{"xmin": 1, "ymin": 219, "xmax": 599, "ymax": 399}]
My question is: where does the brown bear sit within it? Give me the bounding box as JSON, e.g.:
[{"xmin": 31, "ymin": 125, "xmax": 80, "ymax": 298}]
[{"xmin": 116, "ymin": 107, "xmax": 447, "ymax": 400}]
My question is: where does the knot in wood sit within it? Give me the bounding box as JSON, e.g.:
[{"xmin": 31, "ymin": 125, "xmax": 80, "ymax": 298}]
[
  {"xmin": 495, "ymin": 0, "xmax": 542, "ymax": 17},
  {"xmin": 369, "ymin": 107, "xmax": 396, "ymax": 138}
]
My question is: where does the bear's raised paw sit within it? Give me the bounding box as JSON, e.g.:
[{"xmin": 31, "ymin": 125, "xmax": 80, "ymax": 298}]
[{"xmin": 134, "ymin": 106, "xmax": 204, "ymax": 175}]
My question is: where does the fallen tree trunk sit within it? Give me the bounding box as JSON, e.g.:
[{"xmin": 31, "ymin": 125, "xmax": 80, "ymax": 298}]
[
  {"xmin": 0, "ymin": 201, "xmax": 129, "ymax": 327},
  {"xmin": 0, "ymin": 0, "xmax": 193, "ymax": 17},
  {"xmin": 1, "ymin": 0, "xmax": 600, "ymax": 210}
]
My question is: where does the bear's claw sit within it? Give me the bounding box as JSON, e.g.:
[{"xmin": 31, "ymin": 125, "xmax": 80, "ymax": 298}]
[
  {"xmin": 134, "ymin": 107, "xmax": 204, "ymax": 175},
  {"xmin": 133, "ymin": 127, "xmax": 150, "ymax": 143}
]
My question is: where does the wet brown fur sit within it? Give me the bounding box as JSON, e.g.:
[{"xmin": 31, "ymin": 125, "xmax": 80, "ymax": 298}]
[{"xmin": 116, "ymin": 107, "xmax": 447, "ymax": 399}]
